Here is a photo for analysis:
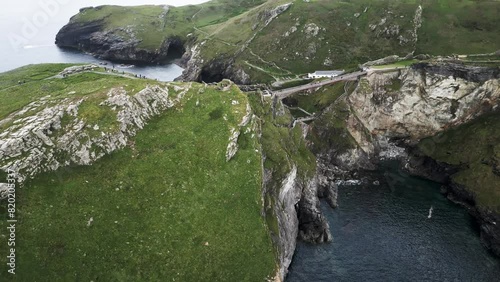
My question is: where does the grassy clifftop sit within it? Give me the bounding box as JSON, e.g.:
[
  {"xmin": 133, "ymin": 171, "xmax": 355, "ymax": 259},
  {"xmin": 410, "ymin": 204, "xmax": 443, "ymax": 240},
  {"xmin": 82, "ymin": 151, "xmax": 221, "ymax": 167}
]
[
  {"xmin": 0, "ymin": 65, "xmax": 276, "ymax": 280},
  {"xmin": 70, "ymin": 0, "xmax": 267, "ymax": 49},
  {"xmin": 60, "ymin": 0, "xmax": 500, "ymax": 83},
  {"xmin": 419, "ymin": 112, "xmax": 500, "ymax": 212}
]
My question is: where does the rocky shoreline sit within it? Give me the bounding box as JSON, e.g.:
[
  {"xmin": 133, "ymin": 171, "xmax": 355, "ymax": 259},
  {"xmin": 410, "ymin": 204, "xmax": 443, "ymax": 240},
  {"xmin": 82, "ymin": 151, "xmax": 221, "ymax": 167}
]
[
  {"xmin": 53, "ymin": 9, "xmax": 500, "ymax": 276},
  {"xmin": 55, "ymin": 19, "xmax": 186, "ymax": 65}
]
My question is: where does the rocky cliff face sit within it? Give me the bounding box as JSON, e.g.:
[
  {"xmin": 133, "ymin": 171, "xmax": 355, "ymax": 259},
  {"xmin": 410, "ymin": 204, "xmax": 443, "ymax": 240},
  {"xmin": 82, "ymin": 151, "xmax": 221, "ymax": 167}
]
[
  {"xmin": 265, "ymin": 164, "xmax": 332, "ymax": 281},
  {"xmin": 56, "ymin": 17, "xmax": 184, "ymax": 64},
  {"xmin": 348, "ymin": 63, "xmax": 499, "ymax": 151},
  {"xmin": 254, "ymin": 98, "xmax": 331, "ymax": 281},
  {"xmin": 311, "ymin": 62, "xmax": 500, "ymax": 256}
]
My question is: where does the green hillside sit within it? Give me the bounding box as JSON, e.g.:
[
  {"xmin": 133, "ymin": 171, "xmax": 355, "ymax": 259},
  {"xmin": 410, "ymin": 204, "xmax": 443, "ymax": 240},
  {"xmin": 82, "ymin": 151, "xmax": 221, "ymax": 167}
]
[
  {"xmin": 71, "ymin": 0, "xmax": 267, "ymax": 49},
  {"xmin": 60, "ymin": 0, "xmax": 500, "ymax": 83},
  {"xmin": 419, "ymin": 112, "xmax": 500, "ymax": 212},
  {"xmin": 0, "ymin": 65, "xmax": 276, "ymax": 280}
]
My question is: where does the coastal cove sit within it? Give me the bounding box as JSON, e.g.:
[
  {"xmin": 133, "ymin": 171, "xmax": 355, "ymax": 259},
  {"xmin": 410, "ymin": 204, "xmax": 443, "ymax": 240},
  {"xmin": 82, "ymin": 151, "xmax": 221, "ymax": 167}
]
[
  {"xmin": 288, "ymin": 163, "xmax": 500, "ymax": 281},
  {"xmin": 0, "ymin": 0, "xmax": 208, "ymax": 80}
]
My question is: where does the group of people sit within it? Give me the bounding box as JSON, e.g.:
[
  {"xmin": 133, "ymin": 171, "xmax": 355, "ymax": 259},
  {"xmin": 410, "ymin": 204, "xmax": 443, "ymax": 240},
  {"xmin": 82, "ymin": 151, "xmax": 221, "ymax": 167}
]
[
  {"xmin": 103, "ymin": 66, "xmax": 147, "ymax": 79},
  {"xmin": 134, "ymin": 74, "xmax": 147, "ymax": 79},
  {"xmin": 103, "ymin": 67, "xmax": 121, "ymax": 73}
]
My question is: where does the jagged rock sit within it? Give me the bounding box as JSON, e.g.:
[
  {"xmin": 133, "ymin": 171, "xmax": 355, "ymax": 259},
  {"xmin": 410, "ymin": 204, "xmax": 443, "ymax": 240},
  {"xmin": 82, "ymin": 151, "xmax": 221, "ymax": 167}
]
[
  {"xmin": 323, "ymin": 57, "xmax": 333, "ymax": 66},
  {"xmin": 312, "ymin": 62, "xmax": 500, "ymax": 259},
  {"xmin": 362, "ymin": 55, "xmax": 401, "ymax": 66},
  {"xmin": 412, "ymin": 5, "xmax": 423, "ymax": 44},
  {"xmin": 0, "ymin": 85, "xmax": 177, "ymax": 182},
  {"xmin": 55, "ymin": 12, "xmax": 184, "ymax": 64},
  {"xmin": 274, "ymin": 166, "xmax": 300, "ymax": 280},
  {"xmin": 260, "ymin": 3, "xmax": 293, "ymax": 27},
  {"xmin": 0, "ymin": 183, "xmax": 9, "ymax": 199},
  {"xmin": 303, "ymin": 23, "xmax": 320, "ymax": 37},
  {"xmin": 349, "ymin": 63, "xmax": 500, "ymax": 149},
  {"xmin": 59, "ymin": 64, "xmax": 98, "ymax": 76},
  {"xmin": 226, "ymin": 128, "xmax": 240, "ymax": 161},
  {"xmin": 297, "ymin": 175, "xmax": 332, "ymax": 243},
  {"xmin": 226, "ymin": 103, "xmax": 253, "ymax": 161}
]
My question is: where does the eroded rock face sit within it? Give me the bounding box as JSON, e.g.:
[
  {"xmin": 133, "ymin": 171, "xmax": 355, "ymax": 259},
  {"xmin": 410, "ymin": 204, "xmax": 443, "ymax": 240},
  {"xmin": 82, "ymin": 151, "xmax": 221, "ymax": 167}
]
[
  {"xmin": 179, "ymin": 52, "xmax": 252, "ymax": 85},
  {"xmin": 314, "ymin": 62, "xmax": 500, "ymax": 258},
  {"xmin": 297, "ymin": 175, "xmax": 332, "ymax": 243},
  {"xmin": 0, "ymin": 85, "xmax": 184, "ymax": 182},
  {"xmin": 478, "ymin": 208, "xmax": 500, "ymax": 257},
  {"xmin": 270, "ymin": 165, "xmax": 332, "ymax": 281},
  {"xmin": 348, "ymin": 63, "xmax": 500, "ymax": 154},
  {"xmin": 260, "ymin": 3, "xmax": 293, "ymax": 27},
  {"xmin": 273, "ymin": 166, "xmax": 300, "ymax": 281},
  {"xmin": 55, "ymin": 16, "xmax": 184, "ymax": 64}
]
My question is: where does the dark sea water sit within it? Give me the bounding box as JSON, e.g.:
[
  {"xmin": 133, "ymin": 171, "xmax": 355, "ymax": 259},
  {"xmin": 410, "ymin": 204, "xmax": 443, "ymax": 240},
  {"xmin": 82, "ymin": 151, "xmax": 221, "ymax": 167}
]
[
  {"xmin": 0, "ymin": 0, "xmax": 208, "ymax": 80},
  {"xmin": 288, "ymin": 164, "xmax": 500, "ymax": 282}
]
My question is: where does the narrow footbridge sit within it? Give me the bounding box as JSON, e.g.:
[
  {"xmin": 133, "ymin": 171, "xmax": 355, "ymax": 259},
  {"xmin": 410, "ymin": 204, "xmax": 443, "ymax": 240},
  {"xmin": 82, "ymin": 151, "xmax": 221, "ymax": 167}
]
[{"xmin": 272, "ymin": 71, "xmax": 367, "ymax": 99}]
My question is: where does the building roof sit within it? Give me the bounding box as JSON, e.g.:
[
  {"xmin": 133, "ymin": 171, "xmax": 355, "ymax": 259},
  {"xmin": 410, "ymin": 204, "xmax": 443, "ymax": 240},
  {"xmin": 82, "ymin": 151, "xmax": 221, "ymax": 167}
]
[{"xmin": 313, "ymin": 70, "xmax": 344, "ymax": 75}]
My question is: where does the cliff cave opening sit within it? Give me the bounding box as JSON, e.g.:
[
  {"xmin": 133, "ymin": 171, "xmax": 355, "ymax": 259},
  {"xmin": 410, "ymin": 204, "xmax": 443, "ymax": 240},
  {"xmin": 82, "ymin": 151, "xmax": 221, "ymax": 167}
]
[
  {"xmin": 158, "ymin": 39, "xmax": 185, "ymax": 64},
  {"xmin": 165, "ymin": 42, "xmax": 185, "ymax": 62},
  {"xmin": 200, "ymin": 69, "xmax": 224, "ymax": 83}
]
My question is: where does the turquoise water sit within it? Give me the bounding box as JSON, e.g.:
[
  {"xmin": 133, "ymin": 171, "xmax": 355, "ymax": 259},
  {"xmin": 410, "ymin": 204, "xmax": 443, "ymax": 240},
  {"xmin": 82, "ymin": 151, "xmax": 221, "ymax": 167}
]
[{"xmin": 288, "ymin": 164, "xmax": 500, "ymax": 281}]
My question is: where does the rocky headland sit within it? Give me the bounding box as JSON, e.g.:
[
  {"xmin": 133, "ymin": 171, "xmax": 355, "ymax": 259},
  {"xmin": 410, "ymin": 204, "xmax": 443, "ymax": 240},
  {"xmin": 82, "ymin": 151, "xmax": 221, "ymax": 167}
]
[
  {"xmin": 55, "ymin": 0, "xmax": 500, "ymax": 85},
  {"xmin": 9, "ymin": 0, "xmax": 500, "ymax": 279}
]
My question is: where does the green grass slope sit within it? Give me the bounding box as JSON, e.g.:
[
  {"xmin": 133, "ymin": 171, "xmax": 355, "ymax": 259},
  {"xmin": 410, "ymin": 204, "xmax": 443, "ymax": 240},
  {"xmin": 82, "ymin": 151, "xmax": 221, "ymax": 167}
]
[
  {"xmin": 417, "ymin": 0, "xmax": 500, "ymax": 56},
  {"xmin": 0, "ymin": 64, "xmax": 156, "ymax": 121},
  {"xmin": 64, "ymin": 0, "xmax": 500, "ymax": 83},
  {"xmin": 0, "ymin": 65, "xmax": 276, "ymax": 280},
  {"xmin": 205, "ymin": 0, "xmax": 500, "ymax": 81},
  {"xmin": 419, "ymin": 112, "xmax": 500, "ymax": 212},
  {"xmin": 71, "ymin": 0, "xmax": 266, "ymax": 49}
]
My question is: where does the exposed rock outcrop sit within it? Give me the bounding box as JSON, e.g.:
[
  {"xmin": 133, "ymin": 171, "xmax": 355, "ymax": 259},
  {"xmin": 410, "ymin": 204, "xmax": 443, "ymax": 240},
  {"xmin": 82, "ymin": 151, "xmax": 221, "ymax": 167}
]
[
  {"xmin": 0, "ymin": 84, "xmax": 183, "ymax": 182},
  {"xmin": 348, "ymin": 63, "xmax": 500, "ymax": 154},
  {"xmin": 311, "ymin": 62, "xmax": 500, "ymax": 257},
  {"xmin": 260, "ymin": 3, "xmax": 293, "ymax": 27},
  {"xmin": 271, "ymin": 166, "xmax": 300, "ymax": 281},
  {"xmin": 258, "ymin": 100, "xmax": 331, "ymax": 280},
  {"xmin": 267, "ymin": 164, "xmax": 331, "ymax": 281},
  {"xmin": 55, "ymin": 13, "xmax": 184, "ymax": 64}
]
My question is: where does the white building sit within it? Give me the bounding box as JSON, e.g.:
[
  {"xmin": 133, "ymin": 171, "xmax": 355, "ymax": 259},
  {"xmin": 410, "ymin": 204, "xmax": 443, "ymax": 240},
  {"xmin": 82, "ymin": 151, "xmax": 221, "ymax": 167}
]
[{"xmin": 307, "ymin": 70, "xmax": 344, "ymax": 79}]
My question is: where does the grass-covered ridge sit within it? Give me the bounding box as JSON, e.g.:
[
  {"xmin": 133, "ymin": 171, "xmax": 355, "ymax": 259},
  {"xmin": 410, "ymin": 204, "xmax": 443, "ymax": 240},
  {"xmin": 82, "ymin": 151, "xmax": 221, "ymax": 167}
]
[
  {"xmin": 0, "ymin": 65, "xmax": 277, "ymax": 280},
  {"xmin": 0, "ymin": 64, "xmax": 157, "ymax": 121},
  {"xmin": 71, "ymin": 0, "xmax": 267, "ymax": 49},
  {"xmin": 63, "ymin": 0, "xmax": 500, "ymax": 84}
]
